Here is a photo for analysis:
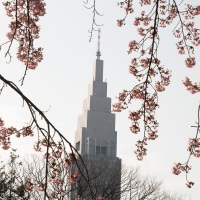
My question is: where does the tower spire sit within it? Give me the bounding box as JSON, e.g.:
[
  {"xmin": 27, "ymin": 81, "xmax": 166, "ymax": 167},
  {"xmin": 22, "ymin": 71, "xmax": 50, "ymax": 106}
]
[{"xmin": 96, "ymin": 28, "xmax": 101, "ymax": 60}]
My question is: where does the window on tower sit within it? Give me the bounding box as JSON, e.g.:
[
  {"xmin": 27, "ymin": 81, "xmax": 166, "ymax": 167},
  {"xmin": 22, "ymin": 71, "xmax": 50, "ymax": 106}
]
[
  {"xmin": 95, "ymin": 146, "xmax": 107, "ymax": 156},
  {"xmin": 96, "ymin": 146, "xmax": 100, "ymax": 155},
  {"xmin": 101, "ymin": 147, "xmax": 107, "ymax": 155}
]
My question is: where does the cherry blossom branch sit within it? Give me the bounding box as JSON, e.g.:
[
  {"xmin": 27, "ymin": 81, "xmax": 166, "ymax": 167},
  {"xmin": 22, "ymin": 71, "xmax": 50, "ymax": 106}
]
[
  {"xmin": 172, "ymin": 104, "xmax": 200, "ymax": 188},
  {"xmin": 0, "ymin": 73, "xmax": 96, "ymax": 198},
  {"xmin": 84, "ymin": 0, "xmax": 103, "ymax": 41},
  {"xmin": 1, "ymin": 0, "xmax": 46, "ymax": 84},
  {"xmin": 114, "ymin": 0, "xmax": 200, "ymax": 165},
  {"xmin": 172, "ymin": 1, "xmax": 199, "ymax": 67},
  {"xmin": 117, "ymin": 0, "xmax": 133, "ymax": 27},
  {"xmin": 114, "ymin": 0, "xmax": 172, "ymax": 160},
  {"xmin": 3, "ymin": 0, "xmax": 18, "ymax": 63}
]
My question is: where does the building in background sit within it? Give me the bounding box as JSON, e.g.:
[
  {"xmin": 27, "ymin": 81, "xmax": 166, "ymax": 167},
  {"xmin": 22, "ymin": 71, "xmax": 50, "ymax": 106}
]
[{"xmin": 72, "ymin": 30, "xmax": 121, "ymax": 199}]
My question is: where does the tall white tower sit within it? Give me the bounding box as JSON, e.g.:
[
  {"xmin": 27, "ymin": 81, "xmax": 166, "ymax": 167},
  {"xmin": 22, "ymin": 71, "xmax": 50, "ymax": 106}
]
[
  {"xmin": 74, "ymin": 30, "xmax": 117, "ymax": 159},
  {"xmin": 73, "ymin": 30, "xmax": 121, "ymax": 199}
]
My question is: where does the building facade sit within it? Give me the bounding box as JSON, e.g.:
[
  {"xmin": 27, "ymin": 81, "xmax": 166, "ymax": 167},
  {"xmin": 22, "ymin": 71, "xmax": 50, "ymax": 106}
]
[
  {"xmin": 72, "ymin": 33, "xmax": 121, "ymax": 199},
  {"xmin": 74, "ymin": 59, "xmax": 117, "ymax": 159}
]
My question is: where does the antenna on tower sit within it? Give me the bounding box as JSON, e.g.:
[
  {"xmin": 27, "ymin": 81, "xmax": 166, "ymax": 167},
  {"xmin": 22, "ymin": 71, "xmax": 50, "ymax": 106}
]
[{"xmin": 96, "ymin": 28, "xmax": 101, "ymax": 60}]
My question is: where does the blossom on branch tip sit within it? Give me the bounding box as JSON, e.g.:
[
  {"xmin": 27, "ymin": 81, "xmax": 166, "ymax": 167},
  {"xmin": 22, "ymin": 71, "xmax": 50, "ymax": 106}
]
[
  {"xmin": 118, "ymin": 90, "xmax": 128, "ymax": 101},
  {"xmin": 172, "ymin": 163, "xmax": 191, "ymax": 175},
  {"xmin": 133, "ymin": 15, "xmax": 150, "ymax": 26},
  {"xmin": 137, "ymin": 27, "xmax": 146, "ymax": 36},
  {"xmin": 172, "ymin": 163, "xmax": 182, "ymax": 175},
  {"xmin": 185, "ymin": 57, "xmax": 196, "ymax": 68},
  {"xmin": 155, "ymin": 81, "xmax": 165, "ymax": 92},
  {"xmin": 21, "ymin": 126, "xmax": 33, "ymax": 137},
  {"xmin": 130, "ymin": 122, "xmax": 140, "ymax": 134},
  {"xmin": 117, "ymin": 19, "xmax": 124, "ymax": 27},
  {"xmin": 135, "ymin": 138, "xmax": 147, "ymax": 160},
  {"xmin": 68, "ymin": 171, "xmax": 79, "ymax": 183},
  {"xmin": 128, "ymin": 40, "xmax": 139, "ymax": 53},
  {"xmin": 118, "ymin": 0, "xmax": 133, "ymax": 14},
  {"xmin": 129, "ymin": 111, "xmax": 141, "ymax": 121},
  {"xmin": 183, "ymin": 77, "xmax": 200, "ymax": 94},
  {"xmin": 139, "ymin": 58, "xmax": 149, "ymax": 68},
  {"xmin": 129, "ymin": 65, "xmax": 138, "ymax": 76},
  {"xmin": 113, "ymin": 101, "xmax": 127, "ymax": 112}
]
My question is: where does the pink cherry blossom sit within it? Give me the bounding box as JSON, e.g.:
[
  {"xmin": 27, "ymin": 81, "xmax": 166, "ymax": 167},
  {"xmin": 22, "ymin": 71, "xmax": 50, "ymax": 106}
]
[
  {"xmin": 117, "ymin": 19, "xmax": 124, "ymax": 27},
  {"xmin": 185, "ymin": 57, "xmax": 196, "ymax": 68},
  {"xmin": 188, "ymin": 138, "xmax": 200, "ymax": 158},
  {"xmin": 183, "ymin": 77, "xmax": 200, "ymax": 94},
  {"xmin": 155, "ymin": 81, "xmax": 165, "ymax": 92},
  {"xmin": 128, "ymin": 40, "xmax": 139, "ymax": 53},
  {"xmin": 172, "ymin": 163, "xmax": 183, "ymax": 175},
  {"xmin": 3, "ymin": 0, "xmax": 46, "ymax": 69}
]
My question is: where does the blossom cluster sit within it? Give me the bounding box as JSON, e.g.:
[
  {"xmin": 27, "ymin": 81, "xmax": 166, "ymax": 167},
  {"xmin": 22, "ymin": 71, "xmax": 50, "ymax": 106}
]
[
  {"xmin": 135, "ymin": 138, "xmax": 147, "ymax": 160},
  {"xmin": 183, "ymin": 77, "xmax": 200, "ymax": 94},
  {"xmin": 0, "ymin": 117, "xmax": 33, "ymax": 150},
  {"xmin": 3, "ymin": 0, "xmax": 46, "ymax": 69},
  {"xmin": 184, "ymin": 4, "xmax": 200, "ymax": 19},
  {"xmin": 134, "ymin": 11, "xmax": 151, "ymax": 26},
  {"xmin": 188, "ymin": 138, "xmax": 200, "ymax": 158},
  {"xmin": 117, "ymin": 0, "xmax": 133, "ymax": 27},
  {"xmin": 0, "ymin": 123, "xmax": 15, "ymax": 150},
  {"xmin": 172, "ymin": 163, "xmax": 191, "ymax": 175},
  {"xmin": 118, "ymin": 0, "xmax": 133, "ymax": 14},
  {"xmin": 172, "ymin": 163, "xmax": 194, "ymax": 188}
]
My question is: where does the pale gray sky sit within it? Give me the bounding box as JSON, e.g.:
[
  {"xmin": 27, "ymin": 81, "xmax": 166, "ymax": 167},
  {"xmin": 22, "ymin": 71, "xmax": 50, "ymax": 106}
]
[{"xmin": 0, "ymin": 0, "xmax": 200, "ymax": 199}]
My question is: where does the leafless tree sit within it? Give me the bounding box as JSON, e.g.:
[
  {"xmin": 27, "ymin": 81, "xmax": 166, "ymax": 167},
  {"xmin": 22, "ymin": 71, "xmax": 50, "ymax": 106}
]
[
  {"xmin": 1, "ymin": 153, "xmax": 185, "ymax": 200},
  {"xmin": 62, "ymin": 156, "xmax": 186, "ymax": 200}
]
